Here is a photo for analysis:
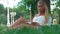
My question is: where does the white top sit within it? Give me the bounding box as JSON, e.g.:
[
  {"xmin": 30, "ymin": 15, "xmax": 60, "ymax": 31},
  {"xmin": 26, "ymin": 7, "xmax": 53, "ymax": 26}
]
[
  {"xmin": 33, "ymin": 15, "xmax": 52, "ymax": 26},
  {"xmin": 33, "ymin": 15, "xmax": 45, "ymax": 25}
]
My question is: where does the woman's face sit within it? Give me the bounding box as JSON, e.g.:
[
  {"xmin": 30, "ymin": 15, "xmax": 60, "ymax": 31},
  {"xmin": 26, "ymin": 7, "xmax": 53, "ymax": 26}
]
[{"xmin": 37, "ymin": 2, "xmax": 45, "ymax": 13}]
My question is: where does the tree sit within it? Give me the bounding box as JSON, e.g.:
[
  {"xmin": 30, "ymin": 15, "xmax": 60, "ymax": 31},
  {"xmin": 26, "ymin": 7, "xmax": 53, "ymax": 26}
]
[
  {"xmin": 22, "ymin": 0, "xmax": 38, "ymax": 19},
  {"xmin": 0, "ymin": 4, "xmax": 7, "ymax": 25},
  {"xmin": 0, "ymin": 14, "xmax": 7, "ymax": 25},
  {"xmin": 0, "ymin": 4, "xmax": 4, "ymax": 14}
]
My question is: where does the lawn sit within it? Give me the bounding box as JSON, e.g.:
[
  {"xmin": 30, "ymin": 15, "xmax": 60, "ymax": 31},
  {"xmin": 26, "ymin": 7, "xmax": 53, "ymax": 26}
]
[{"xmin": 0, "ymin": 25, "xmax": 60, "ymax": 34}]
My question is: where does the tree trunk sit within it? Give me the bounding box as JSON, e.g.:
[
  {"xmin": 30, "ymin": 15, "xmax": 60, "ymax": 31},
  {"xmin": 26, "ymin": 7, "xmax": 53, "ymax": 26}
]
[{"xmin": 30, "ymin": 10, "xmax": 32, "ymax": 21}]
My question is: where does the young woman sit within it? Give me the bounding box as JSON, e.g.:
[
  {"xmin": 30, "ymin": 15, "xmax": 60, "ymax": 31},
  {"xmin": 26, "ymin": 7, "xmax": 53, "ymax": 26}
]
[{"xmin": 9, "ymin": 0, "xmax": 52, "ymax": 29}]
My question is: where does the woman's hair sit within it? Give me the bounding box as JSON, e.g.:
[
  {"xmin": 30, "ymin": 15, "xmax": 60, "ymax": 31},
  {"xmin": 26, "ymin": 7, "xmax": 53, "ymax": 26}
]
[
  {"xmin": 44, "ymin": 0, "xmax": 51, "ymax": 23},
  {"xmin": 37, "ymin": 0, "xmax": 51, "ymax": 23},
  {"xmin": 37, "ymin": 0, "xmax": 45, "ymax": 14},
  {"xmin": 37, "ymin": 0, "xmax": 50, "ymax": 12},
  {"xmin": 37, "ymin": 0, "xmax": 44, "ymax": 4}
]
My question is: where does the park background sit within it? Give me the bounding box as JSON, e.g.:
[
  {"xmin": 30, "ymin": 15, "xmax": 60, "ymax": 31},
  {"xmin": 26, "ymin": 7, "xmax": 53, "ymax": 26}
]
[{"xmin": 0, "ymin": 0, "xmax": 60, "ymax": 34}]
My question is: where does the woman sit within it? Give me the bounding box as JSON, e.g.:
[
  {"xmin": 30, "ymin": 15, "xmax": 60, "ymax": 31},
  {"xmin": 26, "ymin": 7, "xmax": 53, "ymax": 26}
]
[{"xmin": 9, "ymin": 0, "xmax": 52, "ymax": 29}]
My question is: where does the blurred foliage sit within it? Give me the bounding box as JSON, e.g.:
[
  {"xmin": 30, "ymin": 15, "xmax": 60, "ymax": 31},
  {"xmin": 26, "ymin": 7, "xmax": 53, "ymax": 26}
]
[
  {"xmin": 0, "ymin": 25, "xmax": 7, "ymax": 33},
  {"xmin": 52, "ymin": 0, "xmax": 60, "ymax": 23},
  {"xmin": 0, "ymin": 14, "xmax": 7, "ymax": 24},
  {"xmin": 56, "ymin": 0, "xmax": 60, "ymax": 7},
  {"xmin": 0, "ymin": 4, "xmax": 7, "ymax": 25},
  {"xmin": 0, "ymin": 4, "xmax": 4, "ymax": 13},
  {"xmin": 23, "ymin": 0, "xmax": 39, "ymax": 18},
  {"xmin": 0, "ymin": 25, "xmax": 60, "ymax": 34}
]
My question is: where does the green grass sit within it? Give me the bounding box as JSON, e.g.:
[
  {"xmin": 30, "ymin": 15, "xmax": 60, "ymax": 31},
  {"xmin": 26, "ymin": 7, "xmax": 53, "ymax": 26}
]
[
  {"xmin": 0, "ymin": 25, "xmax": 7, "ymax": 34},
  {"xmin": 0, "ymin": 25, "xmax": 60, "ymax": 34},
  {"xmin": 0, "ymin": 25, "xmax": 7, "ymax": 31}
]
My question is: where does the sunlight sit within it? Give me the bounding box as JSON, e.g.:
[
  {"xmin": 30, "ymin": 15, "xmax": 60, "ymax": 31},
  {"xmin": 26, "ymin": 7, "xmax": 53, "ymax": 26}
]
[{"xmin": 0, "ymin": 0, "xmax": 21, "ymax": 8}]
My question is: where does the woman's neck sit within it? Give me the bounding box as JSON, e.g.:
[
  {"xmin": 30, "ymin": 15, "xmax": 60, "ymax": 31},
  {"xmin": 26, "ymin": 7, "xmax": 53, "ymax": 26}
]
[{"xmin": 39, "ymin": 12, "xmax": 45, "ymax": 15}]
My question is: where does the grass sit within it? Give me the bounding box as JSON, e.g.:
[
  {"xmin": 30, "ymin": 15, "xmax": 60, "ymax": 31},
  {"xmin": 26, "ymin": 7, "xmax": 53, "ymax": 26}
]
[
  {"xmin": 0, "ymin": 25, "xmax": 7, "ymax": 31},
  {"xmin": 0, "ymin": 25, "xmax": 60, "ymax": 34}
]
